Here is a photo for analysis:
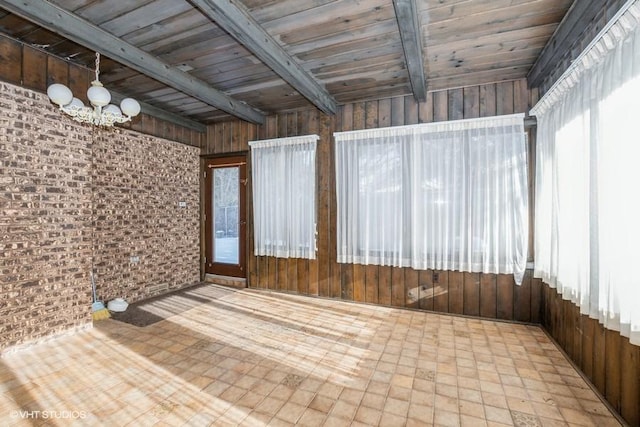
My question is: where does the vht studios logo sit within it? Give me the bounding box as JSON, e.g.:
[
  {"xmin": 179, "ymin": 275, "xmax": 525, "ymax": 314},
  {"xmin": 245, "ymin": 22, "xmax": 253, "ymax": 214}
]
[{"xmin": 10, "ymin": 410, "xmax": 88, "ymax": 419}]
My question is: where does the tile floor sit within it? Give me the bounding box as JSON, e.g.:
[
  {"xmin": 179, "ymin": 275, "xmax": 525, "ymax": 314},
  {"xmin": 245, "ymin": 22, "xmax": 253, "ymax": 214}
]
[{"xmin": 0, "ymin": 284, "xmax": 621, "ymax": 426}]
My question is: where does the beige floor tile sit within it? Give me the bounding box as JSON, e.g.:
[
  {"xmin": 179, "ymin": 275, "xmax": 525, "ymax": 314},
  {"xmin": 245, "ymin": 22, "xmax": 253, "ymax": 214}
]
[
  {"xmin": 296, "ymin": 408, "xmax": 326, "ymax": 426},
  {"xmin": 379, "ymin": 411, "xmax": 408, "ymax": 427},
  {"xmin": 434, "ymin": 408, "xmax": 462, "ymax": 427},
  {"xmin": 308, "ymin": 394, "xmax": 334, "ymax": 414},
  {"xmin": 0, "ymin": 285, "xmax": 621, "ymax": 427},
  {"xmin": 559, "ymin": 407, "xmax": 598, "ymax": 426}
]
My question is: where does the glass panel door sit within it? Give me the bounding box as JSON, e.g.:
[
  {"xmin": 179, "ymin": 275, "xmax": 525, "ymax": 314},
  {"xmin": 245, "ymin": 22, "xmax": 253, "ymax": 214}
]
[
  {"xmin": 205, "ymin": 156, "xmax": 246, "ymax": 277},
  {"xmin": 213, "ymin": 167, "xmax": 239, "ymax": 264}
]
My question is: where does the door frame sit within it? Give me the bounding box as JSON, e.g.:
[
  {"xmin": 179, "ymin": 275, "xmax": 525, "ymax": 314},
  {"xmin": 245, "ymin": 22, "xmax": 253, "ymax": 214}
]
[{"xmin": 201, "ymin": 152, "xmax": 248, "ymax": 279}]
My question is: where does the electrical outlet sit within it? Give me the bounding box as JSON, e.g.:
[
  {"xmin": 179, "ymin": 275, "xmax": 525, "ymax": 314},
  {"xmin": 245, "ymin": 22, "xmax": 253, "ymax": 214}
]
[
  {"xmin": 130, "ymin": 256, "xmax": 140, "ymax": 263},
  {"xmin": 433, "ymin": 272, "xmax": 439, "ymax": 283},
  {"xmin": 178, "ymin": 201, "xmax": 187, "ymax": 208}
]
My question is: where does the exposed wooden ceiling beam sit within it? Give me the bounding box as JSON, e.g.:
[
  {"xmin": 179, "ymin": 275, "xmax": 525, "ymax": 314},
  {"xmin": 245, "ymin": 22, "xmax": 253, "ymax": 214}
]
[
  {"xmin": 190, "ymin": 0, "xmax": 338, "ymax": 115},
  {"xmin": 110, "ymin": 91, "xmax": 206, "ymax": 133},
  {"xmin": 528, "ymin": 0, "xmax": 618, "ymax": 88},
  {"xmin": 393, "ymin": 0, "xmax": 427, "ymax": 102},
  {"xmin": 0, "ymin": 0, "xmax": 265, "ymax": 124}
]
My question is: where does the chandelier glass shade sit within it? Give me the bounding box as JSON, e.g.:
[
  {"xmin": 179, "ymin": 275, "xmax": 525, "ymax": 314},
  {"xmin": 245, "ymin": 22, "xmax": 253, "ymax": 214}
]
[{"xmin": 47, "ymin": 52, "xmax": 140, "ymax": 127}]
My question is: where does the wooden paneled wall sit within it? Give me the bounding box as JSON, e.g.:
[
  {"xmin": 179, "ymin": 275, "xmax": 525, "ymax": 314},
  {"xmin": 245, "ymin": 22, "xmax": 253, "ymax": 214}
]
[
  {"xmin": 203, "ymin": 78, "xmax": 543, "ymax": 323},
  {"xmin": 542, "ymin": 284, "xmax": 640, "ymax": 426},
  {"xmin": 0, "ymin": 34, "xmax": 203, "ymax": 147}
]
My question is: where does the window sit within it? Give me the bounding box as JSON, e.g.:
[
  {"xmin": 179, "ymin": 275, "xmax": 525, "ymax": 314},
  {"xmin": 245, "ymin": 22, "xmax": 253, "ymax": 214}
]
[
  {"xmin": 250, "ymin": 134, "xmax": 318, "ymax": 259},
  {"xmin": 334, "ymin": 114, "xmax": 528, "ymax": 283}
]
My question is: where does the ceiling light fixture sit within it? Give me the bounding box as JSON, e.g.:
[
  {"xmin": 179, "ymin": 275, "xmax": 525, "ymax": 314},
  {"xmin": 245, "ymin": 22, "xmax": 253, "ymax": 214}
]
[{"xmin": 46, "ymin": 52, "xmax": 140, "ymax": 127}]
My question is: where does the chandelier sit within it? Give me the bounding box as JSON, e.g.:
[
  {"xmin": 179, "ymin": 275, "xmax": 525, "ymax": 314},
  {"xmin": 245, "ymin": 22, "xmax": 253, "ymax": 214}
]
[{"xmin": 46, "ymin": 52, "xmax": 140, "ymax": 127}]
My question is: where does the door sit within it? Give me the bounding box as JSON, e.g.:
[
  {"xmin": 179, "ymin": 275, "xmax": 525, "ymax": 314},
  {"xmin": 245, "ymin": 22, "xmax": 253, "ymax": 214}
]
[{"xmin": 204, "ymin": 155, "xmax": 247, "ymax": 277}]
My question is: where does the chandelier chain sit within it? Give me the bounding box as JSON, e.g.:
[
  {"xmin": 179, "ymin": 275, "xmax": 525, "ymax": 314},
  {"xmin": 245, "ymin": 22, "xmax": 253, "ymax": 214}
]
[{"xmin": 94, "ymin": 52, "xmax": 100, "ymax": 82}]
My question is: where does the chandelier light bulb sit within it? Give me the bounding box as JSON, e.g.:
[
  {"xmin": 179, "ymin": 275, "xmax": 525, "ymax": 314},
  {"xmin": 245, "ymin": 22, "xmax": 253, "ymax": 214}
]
[
  {"xmin": 103, "ymin": 104, "xmax": 122, "ymax": 116},
  {"xmin": 66, "ymin": 97, "xmax": 85, "ymax": 110},
  {"xmin": 120, "ymin": 98, "xmax": 141, "ymax": 117},
  {"xmin": 47, "ymin": 83, "xmax": 73, "ymax": 106},
  {"xmin": 87, "ymin": 82, "xmax": 111, "ymax": 107}
]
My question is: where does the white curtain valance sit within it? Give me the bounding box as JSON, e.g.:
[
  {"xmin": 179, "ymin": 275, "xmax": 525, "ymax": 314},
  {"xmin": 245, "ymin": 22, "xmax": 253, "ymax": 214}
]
[
  {"xmin": 335, "ymin": 115, "xmax": 526, "ymax": 140},
  {"xmin": 531, "ymin": 1, "xmax": 640, "ymax": 117},
  {"xmin": 334, "ymin": 113, "xmax": 528, "ymax": 284},
  {"xmin": 250, "ymin": 134, "xmax": 318, "ymax": 259},
  {"xmin": 249, "ymin": 134, "xmax": 319, "ymax": 148}
]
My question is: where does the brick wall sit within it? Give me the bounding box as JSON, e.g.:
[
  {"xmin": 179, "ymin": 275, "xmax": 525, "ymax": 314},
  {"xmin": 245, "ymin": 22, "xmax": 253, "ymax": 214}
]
[
  {"xmin": 92, "ymin": 128, "xmax": 200, "ymax": 302},
  {"xmin": 0, "ymin": 82, "xmax": 200, "ymax": 352},
  {"xmin": 0, "ymin": 82, "xmax": 93, "ymax": 350}
]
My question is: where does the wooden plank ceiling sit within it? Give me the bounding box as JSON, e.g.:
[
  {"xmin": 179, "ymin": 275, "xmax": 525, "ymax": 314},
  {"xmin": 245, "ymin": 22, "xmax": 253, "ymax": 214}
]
[{"xmin": 0, "ymin": 0, "xmax": 573, "ymax": 124}]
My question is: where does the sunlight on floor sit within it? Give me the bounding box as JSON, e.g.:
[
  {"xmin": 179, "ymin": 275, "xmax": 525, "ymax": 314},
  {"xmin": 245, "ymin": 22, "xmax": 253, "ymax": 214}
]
[{"xmin": 0, "ymin": 285, "xmax": 621, "ymax": 426}]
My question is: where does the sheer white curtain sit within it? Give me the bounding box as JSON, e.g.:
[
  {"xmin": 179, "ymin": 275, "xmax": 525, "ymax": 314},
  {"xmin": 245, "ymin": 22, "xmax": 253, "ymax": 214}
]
[
  {"xmin": 334, "ymin": 113, "xmax": 528, "ymax": 283},
  {"xmin": 531, "ymin": 1, "xmax": 640, "ymax": 345},
  {"xmin": 250, "ymin": 134, "xmax": 318, "ymax": 259}
]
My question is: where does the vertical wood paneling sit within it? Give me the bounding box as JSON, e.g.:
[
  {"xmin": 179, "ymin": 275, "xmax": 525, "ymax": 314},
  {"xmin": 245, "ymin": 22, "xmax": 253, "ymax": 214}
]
[
  {"xmin": 255, "ymin": 119, "xmax": 269, "ymax": 289},
  {"xmin": 463, "ymin": 272, "xmax": 480, "ymax": 317},
  {"xmin": 378, "ymin": 266, "xmax": 392, "ymax": 306},
  {"xmin": 448, "ymin": 88, "xmax": 464, "ymax": 120},
  {"xmin": 480, "ymin": 273, "xmax": 497, "ymax": 318},
  {"xmin": 497, "ymin": 81, "xmax": 514, "ymax": 115},
  {"xmin": 361, "ymin": 101, "xmax": 379, "ymax": 304},
  {"xmin": 542, "ymin": 282, "xmax": 640, "ymax": 427},
  {"xmin": 405, "ymin": 268, "xmax": 419, "ymax": 309},
  {"xmin": 448, "ymin": 271, "xmax": 464, "ymax": 315},
  {"xmin": 291, "ymin": 112, "xmax": 304, "ymax": 294},
  {"xmin": 479, "ymin": 83, "xmax": 497, "ymax": 117},
  {"xmin": 496, "ymin": 274, "xmax": 514, "ymax": 320},
  {"xmin": 581, "ymin": 316, "xmax": 595, "ymax": 382},
  {"xmin": 391, "ymin": 96, "xmax": 404, "ymax": 126},
  {"xmin": 47, "ymin": 55, "xmax": 69, "ymax": 86},
  {"xmin": 433, "ymin": 271, "xmax": 449, "ymax": 312},
  {"xmin": 390, "ymin": 96, "xmax": 405, "ymax": 307},
  {"xmin": 329, "ymin": 105, "xmax": 345, "ymax": 298},
  {"xmin": 404, "ymin": 98, "xmax": 419, "ymax": 310},
  {"xmin": 308, "ymin": 110, "xmax": 320, "ymax": 295},
  {"xmin": 419, "ymin": 270, "xmax": 434, "ymax": 311},
  {"xmin": 593, "ymin": 322, "xmax": 607, "ymax": 393},
  {"xmin": 621, "ymin": 337, "xmax": 640, "ymax": 426},
  {"xmin": 434, "ymin": 90, "xmax": 448, "ymax": 122},
  {"xmin": 247, "ymin": 123, "xmax": 258, "ymax": 289},
  {"xmin": 345, "ymin": 102, "xmax": 370, "ymax": 302},
  {"xmin": 564, "ymin": 299, "xmax": 575, "ymax": 361},
  {"xmin": 605, "ymin": 329, "xmax": 622, "ymax": 412},
  {"xmin": 376, "ymin": 98, "xmax": 392, "ymax": 306},
  {"xmin": 317, "ymin": 111, "xmax": 331, "ymax": 298},
  {"xmin": 572, "ymin": 303, "xmax": 582, "ymax": 369},
  {"xmin": 514, "ymin": 271, "xmax": 531, "ymax": 322},
  {"xmin": 405, "ymin": 96, "xmax": 419, "ymax": 125},
  {"xmin": 265, "ymin": 116, "xmax": 278, "ymax": 290},
  {"xmin": 418, "ymin": 92, "xmax": 433, "ymax": 123},
  {"xmin": 21, "ymin": 45, "xmax": 46, "ymax": 91},
  {"xmin": 514, "ymin": 79, "xmax": 529, "ymax": 114},
  {"xmin": 276, "ymin": 91, "xmax": 290, "ymax": 289},
  {"xmin": 0, "ymin": 36, "xmax": 22, "ymax": 85},
  {"xmin": 463, "ymin": 86, "xmax": 480, "ymax": 118},
  {"xmin": 391, "ymin": 267, "xmax": 405, "ymax": 308}
]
